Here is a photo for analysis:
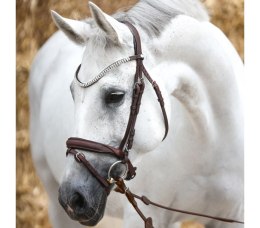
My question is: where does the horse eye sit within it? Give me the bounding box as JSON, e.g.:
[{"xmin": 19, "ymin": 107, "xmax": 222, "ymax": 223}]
[{"xmin": 105, "ymin": 91, "xmax": 125, "ymax": 104}]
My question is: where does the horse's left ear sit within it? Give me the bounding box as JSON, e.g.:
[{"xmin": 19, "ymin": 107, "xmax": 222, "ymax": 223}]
[{"xmin": 88, "ymin": 2, "xmax": 130, "ymax": 44}]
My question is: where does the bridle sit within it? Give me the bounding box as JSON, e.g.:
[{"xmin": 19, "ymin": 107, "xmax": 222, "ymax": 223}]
[
  {"xmin": 67, "ymin": 21, "xmax": 168, "ymax": 191},
  {"xmin": 66, "ymin": 21, "xmax": 244, "ymax": 227}
]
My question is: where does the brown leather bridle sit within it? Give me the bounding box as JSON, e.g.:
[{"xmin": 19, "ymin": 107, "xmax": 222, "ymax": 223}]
[
  {"xmin": 66, "ymin": 21, "xmax": 244, "ymax": 227},
  {"xmin": 67, "ymin": 21, "xmax": 168, "ymax": 190}
]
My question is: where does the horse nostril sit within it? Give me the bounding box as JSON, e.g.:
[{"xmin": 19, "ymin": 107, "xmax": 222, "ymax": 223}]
[{"xmin": 69, "ymin": 192, "xmax": 86, "ymax": 211}]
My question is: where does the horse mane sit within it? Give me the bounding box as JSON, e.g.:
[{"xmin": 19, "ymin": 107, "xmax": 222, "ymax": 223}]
[
  {"xmin": 115, "ymin": 0, "xmax": 209, "ymax": 37},
  {"xmin": 85, "ymin": 0, "xmax": 209, "ymax": 50}
]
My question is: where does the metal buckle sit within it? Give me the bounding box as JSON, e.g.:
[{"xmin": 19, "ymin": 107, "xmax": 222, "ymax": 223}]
[
  {"xmin": 74, "ymin": 152, "xmax": 85, "ymax": 163},
  {"xmin": 107, "ymin": 160, "xmax": 128, "ymax": 183},
  {"xmin": 125, "ymin": 148, "xmax": 130, "ymax": 154}
]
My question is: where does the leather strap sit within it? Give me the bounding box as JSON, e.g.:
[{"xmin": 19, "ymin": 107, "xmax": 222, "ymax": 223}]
[
  {"xmin": 119, "ymin": 81, "xmax": 145, "ymax": 151},
  {"xmin": 151, "ymin": 80, "xmax": 169, "ymax": 140},
  {"xmin": 115, "ymin": 179, "xmax": 244, "ymax": 226},
  {"xmin": 119, "ymin": 21, "xmax": 145, "ymax": 152},
  {"xmin": 66, "ymin": 148, "xmax": 111, "ymax": 194},
  {"xmin": 115, "ymin": 178, "xmax": 154, "ymax": 228},
  {"xmin": 122, "ymin": 21, "xmax": 169, "ymax": 141},
  {"xmin": 66, "ymin": 137, "xmax": 137, "ymax": 183},
  {"xmin": 67, "ymin": 137, "xmax": 125, "ymax": 158}
]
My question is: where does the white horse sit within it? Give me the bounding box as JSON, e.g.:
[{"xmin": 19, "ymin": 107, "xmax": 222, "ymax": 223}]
[{"xmin": 29, "ymin": 0, "xmax": 244, "ymax": 227}]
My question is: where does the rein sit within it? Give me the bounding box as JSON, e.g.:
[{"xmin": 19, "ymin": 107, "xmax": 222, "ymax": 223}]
[
  {"xmin": 114, "ymin": 178, "xmax": 244, "ymax": 228},
  {"xmin": 66, "ymin": 21, "xmax": 244, "ymax": 227}
]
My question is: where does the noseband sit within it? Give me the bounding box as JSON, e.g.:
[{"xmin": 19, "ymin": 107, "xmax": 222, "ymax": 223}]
[{"xmin": 66, "ymin": 22, "xmax": 243, "ymax": 227}]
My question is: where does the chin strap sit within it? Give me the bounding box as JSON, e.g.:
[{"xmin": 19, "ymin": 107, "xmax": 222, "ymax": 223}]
[{"xmin": 115, "ymin": 178, "xmax": 244, "ymax": 228}]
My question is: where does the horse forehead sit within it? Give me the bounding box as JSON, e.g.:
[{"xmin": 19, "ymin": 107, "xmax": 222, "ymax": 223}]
[{"xmin": 79, "ymin": 46, "xmax": 136, "ymax": 85}]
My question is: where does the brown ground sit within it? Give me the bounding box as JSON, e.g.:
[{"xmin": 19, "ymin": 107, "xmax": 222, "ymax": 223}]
[{"xmin": 16, "ymin": 0, "xmax": 244, "ymax": 227}]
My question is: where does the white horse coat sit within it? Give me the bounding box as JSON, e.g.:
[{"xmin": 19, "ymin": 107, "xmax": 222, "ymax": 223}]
[{"xmin": 29, "ymin": 1, "xmax": 243, "ymax": 227}]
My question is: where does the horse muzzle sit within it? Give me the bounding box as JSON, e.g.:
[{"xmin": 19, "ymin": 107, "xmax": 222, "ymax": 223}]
[{"xmin": 58, "ymin": 182, "xmax": 107, "ymax": 226}]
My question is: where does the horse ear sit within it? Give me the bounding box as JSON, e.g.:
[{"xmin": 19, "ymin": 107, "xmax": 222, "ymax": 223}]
[
  {"xmin": 88, "ymin": 2, "xmax": 130, "ymax": 44},
  {"xmin": 51, "ymin": 10, "xmax": 90, "ymax": 45}
]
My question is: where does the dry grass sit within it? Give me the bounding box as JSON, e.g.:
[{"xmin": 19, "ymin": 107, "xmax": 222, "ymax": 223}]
[
  {"xmin": 203, "ymin": 0, "xmax": 244, "ymax": 59},
  {"xmin": 16, "ymin": 0, "xmax": 243, "ymax": 227}
]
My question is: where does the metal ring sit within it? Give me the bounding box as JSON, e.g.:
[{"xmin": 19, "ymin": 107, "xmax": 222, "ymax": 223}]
[{"xmin": 107, "ymin": 161, "xmax": 128, "ymax": 183}]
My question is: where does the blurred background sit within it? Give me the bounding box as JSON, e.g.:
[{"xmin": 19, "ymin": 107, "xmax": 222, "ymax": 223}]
[{"xmin": 16, "ymin": 0, "xmax": 244, "ymax": 227}]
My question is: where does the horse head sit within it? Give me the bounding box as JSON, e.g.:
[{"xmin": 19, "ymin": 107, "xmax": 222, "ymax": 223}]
[{"xmin": 51, "ymin": 2, "xmax": 169, "ymax": 225}]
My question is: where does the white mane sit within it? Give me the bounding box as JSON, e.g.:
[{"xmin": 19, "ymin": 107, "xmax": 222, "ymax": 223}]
[
  {"xmin": 115, "ymin": 0, "xmax": 209, "ymax": 37},
  {"xmin": 85, "ymin": 0, "xmax": 209, "ymax": 50}
]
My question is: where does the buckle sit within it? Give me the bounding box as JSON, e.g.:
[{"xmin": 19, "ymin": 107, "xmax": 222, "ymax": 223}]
[{"xmin": 74, "ymin": 152, "xmax": 85, "ymax": 163}]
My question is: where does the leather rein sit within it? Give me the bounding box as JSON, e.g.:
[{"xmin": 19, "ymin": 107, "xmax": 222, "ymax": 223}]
[{"xmin": 66, "ymin": 21, "xmax": 244, "ymax": 227}]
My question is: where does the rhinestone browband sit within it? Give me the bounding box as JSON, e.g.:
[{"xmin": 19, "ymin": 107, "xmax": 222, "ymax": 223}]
[{"xmin": 75, "ymin": 55, "xmax": 143, "ymax": 88}]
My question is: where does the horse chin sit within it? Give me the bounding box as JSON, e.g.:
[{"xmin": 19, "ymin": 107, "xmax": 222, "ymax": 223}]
[
  {"xmin": 65, "ymin": 199, "xmax": 106, "ymax": 226},
  {"xmin": 78, "ymin": 209, "xmax": 105, "ymax": 226},
  {"xmin": 77, "ymin": 195, "xmax": 106, "ymax": 226},
  {"xmin": 77, "ymin": 202, "xmax": 106, "ymax": 226}
]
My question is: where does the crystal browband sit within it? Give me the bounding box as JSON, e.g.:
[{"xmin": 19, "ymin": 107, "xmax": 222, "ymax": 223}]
[{"xmin": 75, "ymin": 54, "xmax": 144, "ymax": 88}]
